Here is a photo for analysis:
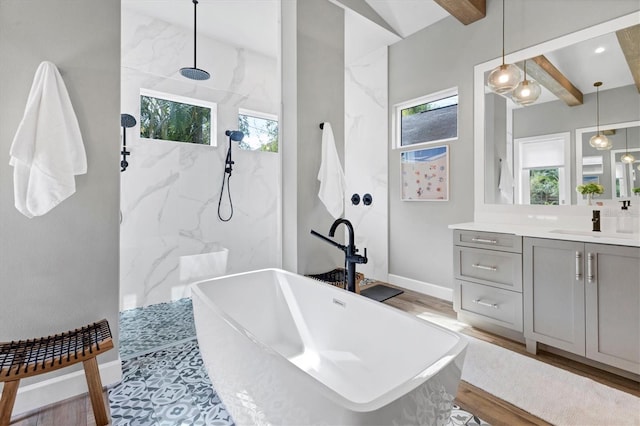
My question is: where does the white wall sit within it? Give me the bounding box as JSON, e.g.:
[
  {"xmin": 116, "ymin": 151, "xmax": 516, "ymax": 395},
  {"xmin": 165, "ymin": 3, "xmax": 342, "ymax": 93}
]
[
  {"xmin": 0, "ymin": 0, "xmax": 121, "ymax": 413},
  {"xmin": 388, "ymin": 0, "xmax": 640, "ymax": 294},
  {"xmin": 345, "ymin": 45, "xmax": 389, "ymax": 280},
  {"xmin": 120, "ymin": 8, "xmax": 280, "ymax": 308}
]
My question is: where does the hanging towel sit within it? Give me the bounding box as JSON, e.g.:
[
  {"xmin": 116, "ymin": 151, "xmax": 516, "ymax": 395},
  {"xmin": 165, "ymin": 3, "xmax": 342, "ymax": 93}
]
[
  {"xmin": 317, "ymin": 122, "xmax": 345, "ymax": 219},
  {"xmin": 9, "ymin": 61, "xmax": 86, "ymax": 218},
  {"xmin": 498, "ymin": 159, "xmax": 514, "ymax": 204}
]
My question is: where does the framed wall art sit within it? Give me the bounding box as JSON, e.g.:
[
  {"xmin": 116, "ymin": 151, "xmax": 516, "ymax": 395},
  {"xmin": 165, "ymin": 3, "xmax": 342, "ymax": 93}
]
[{"xmin": 401, "ymin": 145, "xmax": 449, "ymax": 201}]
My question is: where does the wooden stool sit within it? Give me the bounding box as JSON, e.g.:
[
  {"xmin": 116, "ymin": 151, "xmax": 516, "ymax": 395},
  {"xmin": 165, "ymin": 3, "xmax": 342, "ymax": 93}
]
[{"xmin": 0, "ymin": 319, "xmax": 114, "ymax": 426}]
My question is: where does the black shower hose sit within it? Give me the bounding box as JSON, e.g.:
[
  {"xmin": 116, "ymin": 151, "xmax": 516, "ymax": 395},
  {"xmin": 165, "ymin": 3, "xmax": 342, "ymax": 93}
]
[{"xmin": 217, "ymin": 145, "xmax": 233, "ymax": 222}]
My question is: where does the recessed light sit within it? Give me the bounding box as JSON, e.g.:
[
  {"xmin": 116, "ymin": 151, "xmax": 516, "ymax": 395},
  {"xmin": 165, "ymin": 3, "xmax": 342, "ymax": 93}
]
[{"xmin": 594, "ymin": 47, "xmax": 605, "ymax": 54}]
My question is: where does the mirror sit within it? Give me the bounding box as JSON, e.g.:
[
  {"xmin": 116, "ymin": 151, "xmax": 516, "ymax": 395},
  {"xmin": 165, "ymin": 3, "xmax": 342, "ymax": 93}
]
[
  {"xmin": 577, "ymin": 122, "xmax": 640, "ymax": 203},
  {"xmin": 475, "ymin": 12, "xmax": 640, "ymax": 207}
]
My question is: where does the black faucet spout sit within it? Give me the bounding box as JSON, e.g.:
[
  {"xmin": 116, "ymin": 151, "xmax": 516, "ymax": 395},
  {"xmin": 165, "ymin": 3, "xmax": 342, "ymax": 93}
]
[
  {"xmin": 592, "ymin": 210, "xmax": 601, "ymax": 232},
  {"xmin": 315, "ymin": 218, "xmax": 367, "ymax": 293},
  {"xmin": 329, "ymin": 218, "xmax": 355, "ymax": 249}
]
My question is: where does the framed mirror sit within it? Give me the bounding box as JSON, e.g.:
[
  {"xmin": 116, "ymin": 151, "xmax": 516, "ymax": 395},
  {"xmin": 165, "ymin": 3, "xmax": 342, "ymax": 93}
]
[{"xmin": 474, "ymin": 12, "xmax": 640, "ymax": 213}]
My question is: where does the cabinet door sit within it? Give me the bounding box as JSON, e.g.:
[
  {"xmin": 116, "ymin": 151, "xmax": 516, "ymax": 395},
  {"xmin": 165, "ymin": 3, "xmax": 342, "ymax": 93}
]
[
  {"xmin": 524, "ymin": 238, "xmax": 585, "ymax": 356},
  {"xmin": 585, "ymin": 244, "xmax": 640, "ymax": 374}
]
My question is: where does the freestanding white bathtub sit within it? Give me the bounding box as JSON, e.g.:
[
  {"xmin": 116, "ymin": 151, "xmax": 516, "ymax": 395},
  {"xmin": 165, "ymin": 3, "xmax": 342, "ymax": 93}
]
[{"xmin": 191, "ymin": 268, "xmax": 467, "ymax": 426}]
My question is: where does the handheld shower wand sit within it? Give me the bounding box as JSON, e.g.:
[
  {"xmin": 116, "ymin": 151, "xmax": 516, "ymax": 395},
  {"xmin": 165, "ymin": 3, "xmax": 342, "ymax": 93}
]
[
  {"xmin": 218, "ymin": 130, "xmax": 244, "ymax": 221},
  {"xmin": 120, "ymin": 114, "xmax": 136, "ymax": 172}
]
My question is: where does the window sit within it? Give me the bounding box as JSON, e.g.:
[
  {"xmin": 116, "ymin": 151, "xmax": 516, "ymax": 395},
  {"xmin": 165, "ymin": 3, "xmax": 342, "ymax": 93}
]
[
  {"xmin": 140, "ymin": 89, "xmax": 216, "ymax": 146},
  {"xmin": 394, "ymin": 88, "xmax": 458, "ymax": 148},
  {"xmin": 514, "ymin": 132, "xmax": 571, "ymax": 205},
  {"xmin": 238, "ymin": 109, "xmax": 278, "ymax": 152}
]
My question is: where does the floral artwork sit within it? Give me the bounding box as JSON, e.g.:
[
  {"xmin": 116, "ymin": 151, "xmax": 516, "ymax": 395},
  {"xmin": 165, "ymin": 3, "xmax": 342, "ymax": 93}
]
[{"xmin": 401, "ymin": 145, "xmax": 449, "ymax": 201}]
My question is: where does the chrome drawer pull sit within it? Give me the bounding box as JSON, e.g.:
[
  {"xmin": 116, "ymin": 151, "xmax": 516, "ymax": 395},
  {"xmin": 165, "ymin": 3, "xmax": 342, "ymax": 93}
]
[
  {"xmin": 472, "ymin": 263, "xmax": 497, "ymax": 272},
  {"xmin": 471, "ymin": 237, "xmax": 498, "ymax": 244},
  {"xmin": 473, "ymin": 299, "xmax": 499, "ymax": 309}
]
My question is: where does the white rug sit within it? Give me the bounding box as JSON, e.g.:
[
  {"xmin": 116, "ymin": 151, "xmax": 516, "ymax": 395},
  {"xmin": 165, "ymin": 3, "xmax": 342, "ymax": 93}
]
[{"xmin": 417, "ymin": 313, "xmax": 640, "ymax": 426}]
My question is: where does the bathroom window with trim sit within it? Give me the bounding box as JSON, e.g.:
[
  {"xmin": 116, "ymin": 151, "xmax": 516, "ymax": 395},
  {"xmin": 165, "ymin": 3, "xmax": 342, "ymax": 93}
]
[
  {"xmin": 237, "ymin": 108, "xmax": 278, "ymax": 152},
  {"xmin": 393, "ymin": 87, "xmax": 458, "ymax": 148},
  {"xmin": 139, "ymin": 89, "xmax": 217, "ymax": 146},
  {"xmin": 514, "ymin": 132, "xmax": 571, "ymax": 205}
]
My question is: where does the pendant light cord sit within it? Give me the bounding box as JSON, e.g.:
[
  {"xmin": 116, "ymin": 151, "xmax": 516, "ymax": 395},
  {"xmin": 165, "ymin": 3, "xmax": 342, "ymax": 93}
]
[
  {"xmin": 193, "ymin": 0, "xmax": 198, "ymax": 68},
  {"xmin": 596, "ymin": 84, "xmax": 600, "ymax": 134},
  {"xmin": 501, "ymin": 0, "xmax": 505, "ymax": 65}
]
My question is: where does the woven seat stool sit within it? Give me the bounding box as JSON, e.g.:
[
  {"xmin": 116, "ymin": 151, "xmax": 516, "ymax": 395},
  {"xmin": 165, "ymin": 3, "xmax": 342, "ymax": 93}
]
[{"xmin": 0, "ymin": 319, "xmax": 113, "ymax": 426}]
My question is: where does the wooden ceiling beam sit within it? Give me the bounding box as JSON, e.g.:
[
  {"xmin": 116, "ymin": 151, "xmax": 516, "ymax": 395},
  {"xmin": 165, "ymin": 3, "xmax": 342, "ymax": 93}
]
[
  {"xmin": 616, "ymin": 24, "xmax": 640, "ymax": 93},
  {"xmin": 433, "ymin": 0, "xmax": 485, "ymax": 25},
  {"xmin": 523, "ymin": 55, "xmax": 584, "ymax": 106}
]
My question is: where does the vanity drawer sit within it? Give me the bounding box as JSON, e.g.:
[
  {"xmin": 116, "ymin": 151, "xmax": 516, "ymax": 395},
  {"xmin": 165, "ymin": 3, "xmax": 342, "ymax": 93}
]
[
  {"xmin": 459, "ymin": 281, "xmax": 523, "ymax": 332},
  {"xmin": 454, "ymin": 230, "xmax": 522, "ymax": 253},
  {"xmin": 454, "ymin": 246, "xmax": 522, "ymax": 291}
]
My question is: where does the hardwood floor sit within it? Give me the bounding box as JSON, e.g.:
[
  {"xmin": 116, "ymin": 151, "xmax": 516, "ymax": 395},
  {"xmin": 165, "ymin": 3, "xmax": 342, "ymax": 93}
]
[
  {"xmin": 9, "ymin": 286, "xmax": 639, "ymax": 425},
  {"xmin": 9, "ymin": 390, "xmax": 109, "ymax": 426}
]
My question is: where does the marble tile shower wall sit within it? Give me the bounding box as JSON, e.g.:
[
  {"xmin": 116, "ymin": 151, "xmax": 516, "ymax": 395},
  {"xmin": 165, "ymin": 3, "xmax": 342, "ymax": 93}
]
[
  {"xmin": 345, "ymin": 46, "xmax": 389, "ymax": 280},
  {"xmin": 120, "ymin": 8, "xmax": 280, "ymax": 309}
]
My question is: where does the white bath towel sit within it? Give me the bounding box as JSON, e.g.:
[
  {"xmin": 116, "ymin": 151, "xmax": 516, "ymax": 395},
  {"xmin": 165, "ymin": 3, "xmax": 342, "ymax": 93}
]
[
  {"xmin": 498, "ymin": 159, "xmax": 514, "ymax": 204},
  {"xmin": 317, "ymin": 122, "xmax": 345, "ymax": 219},
  {"xmin": 9, "ymin": 61, "xmax": 86, "ymax": 218}
]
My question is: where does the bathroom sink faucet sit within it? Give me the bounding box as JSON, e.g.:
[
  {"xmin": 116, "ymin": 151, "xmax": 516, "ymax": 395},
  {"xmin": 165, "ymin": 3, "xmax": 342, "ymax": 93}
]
[
  {"xmin": 592, "ymin": 210, "xmax": 601, "ymax": 232},
  {"xmin": 310, "ymin": 218, "xmax": 367, "ymax": 293}
]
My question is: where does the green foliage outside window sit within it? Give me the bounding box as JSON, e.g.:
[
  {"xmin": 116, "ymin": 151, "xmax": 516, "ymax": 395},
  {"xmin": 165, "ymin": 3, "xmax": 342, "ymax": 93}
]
[
  {"xmin": 530, "ymin": 168, "xmax": 559, "ymax": 205},
  {"xmin": 238, "ymin": 113, "xmax": 278, "ymax": 152},
  {"xmin": 140, "ymin": 95, "xmax": 211, "ymax": 145}
]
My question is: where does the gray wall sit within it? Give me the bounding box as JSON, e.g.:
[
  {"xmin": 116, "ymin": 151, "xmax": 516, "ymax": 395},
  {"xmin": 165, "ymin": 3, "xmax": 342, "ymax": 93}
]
[
  {"xmin": 388, "ymin": 0, "xmax": 639, "ymax": 289},
  {"xmin": 0, "ymin": 0, "xmax": 121, "ymax": 382},
  {"xmin": 283, "ymin": 0, "xmax": 345, "ymax": 275}
]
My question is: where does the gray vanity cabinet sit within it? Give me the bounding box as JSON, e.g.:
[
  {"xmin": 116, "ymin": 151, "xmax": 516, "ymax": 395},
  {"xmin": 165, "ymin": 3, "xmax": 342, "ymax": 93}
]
[
  {"xmin": 453, "ymin": 230, "xmax": 523, "ymax": 337},
  {"xmin": 523, "ymin": 238, "xmax": 585, "ymax": 356},
  {"xmin": 584, "ymin": 243, "xmax": 640, "ymax": 374},
  {"xmin": 524, "ymin": 237, "xmax": 640, "ymax": 374}
]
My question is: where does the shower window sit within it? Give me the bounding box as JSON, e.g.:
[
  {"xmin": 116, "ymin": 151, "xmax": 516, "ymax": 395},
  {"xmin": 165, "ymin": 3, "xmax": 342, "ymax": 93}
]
[
  {"xmin": 393, "ymin": 87, "xmax": 458, "ymax": 148},
  {"xmin": 139, "ymin": 89, "xmax": 217, "ymax": 146},
  {"xmin": 238, "ymin": 109, "xmax": 278, "ymax": 152}
]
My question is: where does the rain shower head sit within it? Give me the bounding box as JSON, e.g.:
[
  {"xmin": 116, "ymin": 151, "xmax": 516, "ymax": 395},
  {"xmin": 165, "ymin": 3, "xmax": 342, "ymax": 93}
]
[
  {"xmin": 121, "ymin": 113, "xmax": 137, "ymax": 128},
  {"xmin": 182, "ymin": 0, "xmax": 210, "ymax": 81},
  {"xmin": 180, "ymin": 67, "xmax": 210, "ymax": 81},
  {"xmin": 225, "ymin": 130, "xmax": 244, "ymax": 142}
]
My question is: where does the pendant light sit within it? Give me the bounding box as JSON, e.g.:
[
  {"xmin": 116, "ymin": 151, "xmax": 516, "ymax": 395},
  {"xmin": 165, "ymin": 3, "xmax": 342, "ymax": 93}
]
[
  {"xmin": 621, "ymin": 128, "xmax": 635, "ymax": 164},
  {"xmin": 589, "ymin": 82, "xmax": 611, "ymax": 150},
  {"xmin": 512, "ymin": 60, "xmax": 541, "ymax": 106},
  {"xmin": 180, "ymin": 0, "xmax": 210, "ymax": 81},
  {"xmin": 487, "ymin": 0, "xmax": 521, "ymax": 94}
]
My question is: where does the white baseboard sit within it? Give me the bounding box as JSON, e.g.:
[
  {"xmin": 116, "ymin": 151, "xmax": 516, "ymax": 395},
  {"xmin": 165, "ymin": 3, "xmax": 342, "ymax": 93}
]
[
  {"xmin": 387, "ymin": 274, "xmax": 453, "ymax": 302},
  {"xmin": 8, "ymin": 358, "xmax": 122, "ymax": 416}
]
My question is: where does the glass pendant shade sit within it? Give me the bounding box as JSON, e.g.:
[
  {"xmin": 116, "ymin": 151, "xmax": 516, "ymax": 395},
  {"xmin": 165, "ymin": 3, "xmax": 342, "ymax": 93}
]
[
  {"xmin": 487, "ymin": 0, "xmax": 520, "ymax": 95},
  {"xmin": 621, "ymin": 152, "xmax": 635, "ymax": 164},
  {"xmin": 513, "ymin": 79, "xmax": 541, "ymax": 105},
  {"xmin": 488, "ymin": 64, "xmax": 521, "ymax": 94},
  {"xmin": 590, "ymin": 134, "xmax": 611, "ymax": 150}
]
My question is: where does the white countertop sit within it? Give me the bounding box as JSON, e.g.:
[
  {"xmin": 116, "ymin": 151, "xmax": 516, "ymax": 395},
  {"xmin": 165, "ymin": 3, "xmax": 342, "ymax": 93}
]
[{"xmin": 449, "ymin": 222, "xmax": 640, "ymax": 247}]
